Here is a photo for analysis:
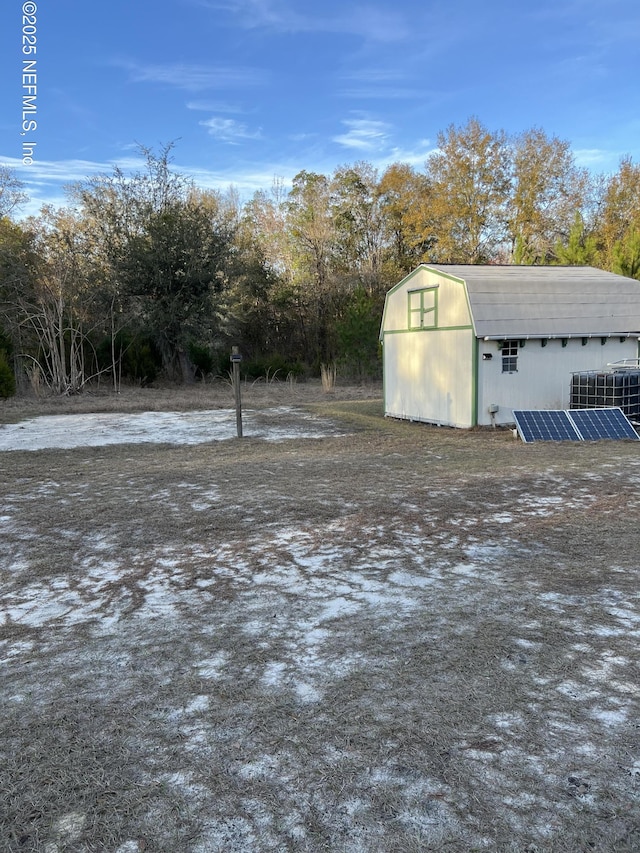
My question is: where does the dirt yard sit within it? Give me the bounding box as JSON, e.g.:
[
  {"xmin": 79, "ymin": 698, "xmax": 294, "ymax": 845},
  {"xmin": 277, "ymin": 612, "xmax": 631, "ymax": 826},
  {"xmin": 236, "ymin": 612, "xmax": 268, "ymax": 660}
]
[{"xmin": 1, "ymin": 382, "xmax": 639, "ymax": 851}]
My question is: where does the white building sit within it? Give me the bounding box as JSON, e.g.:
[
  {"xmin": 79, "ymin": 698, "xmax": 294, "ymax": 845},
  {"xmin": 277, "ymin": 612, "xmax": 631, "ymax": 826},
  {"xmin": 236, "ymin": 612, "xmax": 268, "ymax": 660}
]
[{"xmin": 380, "ymin": 265, "xmax": 640, "ymax": 428}]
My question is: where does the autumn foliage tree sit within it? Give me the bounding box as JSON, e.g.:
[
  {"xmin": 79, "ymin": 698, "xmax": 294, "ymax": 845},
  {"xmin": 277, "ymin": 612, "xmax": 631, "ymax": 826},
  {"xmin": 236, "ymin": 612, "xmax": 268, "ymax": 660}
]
[
  {"xmin": 510, "ymin": 128, "xmax": 588, "ymax": 263},
  {"xmin": 426, "ymin": 118, "xmax": 511, "ymax": 263},
  {"xmin": 377, "ymin": 163, "xmax": 433, "ymax": 274}
]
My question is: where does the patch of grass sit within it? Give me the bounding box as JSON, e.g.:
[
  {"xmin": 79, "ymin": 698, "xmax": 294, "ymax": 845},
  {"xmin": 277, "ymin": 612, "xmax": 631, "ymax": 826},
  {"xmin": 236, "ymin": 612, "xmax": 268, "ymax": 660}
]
[{"xmin": 306, "ymin": 398, "xmax": 384, "ymax": 429}]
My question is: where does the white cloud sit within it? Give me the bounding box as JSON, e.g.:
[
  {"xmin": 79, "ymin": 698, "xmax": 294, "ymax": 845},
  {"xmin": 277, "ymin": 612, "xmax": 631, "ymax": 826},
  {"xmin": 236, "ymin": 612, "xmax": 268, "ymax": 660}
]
[
  {"xmin": 186, "ymin": 164, "xmax": 298, "ymax": 197},
  {"xmin": 186, "ymin": 100, "xmax": 245, "ymax": 113},
  {"xmin": 339, "ymin": 85, "xmax": 423, "ymax": 100},
  {"xmin": 342, "ymin": 67, "xmax": 406, "ymax": 83},
  {"xmin": 343, "ymin": 6, "xmax": 410, "ymax": 43},
  {"xmin": 573, "ymin": 148, "xmax": 611, "ymax": 166},
  {"xmin": 337, "ymin": 66, "xmax": 439, "ymax": 100},
  {"xmin": 2, "ymin": 154, "xmax": 140, "ymax": 186},
  {"xmin": 374, "ymin": 141, "xmax": 435, "ymax": 170},
  {"xmin": 116, "ymin": 60, "xmax": 266, "ymax": 91},
  {"xmin": 200, "ymin": 117, "xmax": 262, "ymax": 143},
  {"xmin": 197, "ymin": 0, "xmax": 411, "ymax": 42},
  {"xmin": 288, "ymin": 132, "xmax": 317, "ymax": 142},
  {"xmin": 333, "ymin": 118, "xmax": 391, "ymax": 151}
]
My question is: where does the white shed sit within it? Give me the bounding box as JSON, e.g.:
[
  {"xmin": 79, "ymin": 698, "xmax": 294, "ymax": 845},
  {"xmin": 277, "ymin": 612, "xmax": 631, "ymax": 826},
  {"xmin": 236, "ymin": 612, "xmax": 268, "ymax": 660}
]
[{"xmin": 379, "ymin": 265, "xmax": 640, "ymax": 428}]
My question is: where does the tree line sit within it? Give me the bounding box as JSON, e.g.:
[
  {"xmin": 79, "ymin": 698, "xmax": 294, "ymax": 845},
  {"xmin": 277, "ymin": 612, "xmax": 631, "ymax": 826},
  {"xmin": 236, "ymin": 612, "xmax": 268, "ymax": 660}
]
[{"xmin": 1, "ymin": 118, "xmax": 639, "ymax": 397}]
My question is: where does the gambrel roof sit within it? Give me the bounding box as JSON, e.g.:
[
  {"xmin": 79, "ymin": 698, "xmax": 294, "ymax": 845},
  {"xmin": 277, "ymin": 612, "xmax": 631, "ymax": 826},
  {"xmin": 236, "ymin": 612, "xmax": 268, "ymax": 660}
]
[{"xmin": 421, "ymin": 265, "xmax": 640, "ymax": 339}]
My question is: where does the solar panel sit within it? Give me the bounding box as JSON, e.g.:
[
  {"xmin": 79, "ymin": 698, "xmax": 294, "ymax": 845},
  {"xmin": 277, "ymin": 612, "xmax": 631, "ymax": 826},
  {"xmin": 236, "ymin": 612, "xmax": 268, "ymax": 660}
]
[
  {"xmin": 513, "ymin": 410, "xmax": 581, "ymax": 443},
  {"xmin": 568, "ymin": 407, "xmax": 639, "ymax": 441}
]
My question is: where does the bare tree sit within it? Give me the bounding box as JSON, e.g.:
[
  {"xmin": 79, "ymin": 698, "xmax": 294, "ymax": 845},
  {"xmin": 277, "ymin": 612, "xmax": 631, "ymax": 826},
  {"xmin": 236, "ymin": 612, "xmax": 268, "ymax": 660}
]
[
  {"xmin": 0, "ymin": 166, "xmax": 29, "ymax": 218},
  {"xmin": 1, "ymin": 208, "xmax": 107, "ymax": 394}
]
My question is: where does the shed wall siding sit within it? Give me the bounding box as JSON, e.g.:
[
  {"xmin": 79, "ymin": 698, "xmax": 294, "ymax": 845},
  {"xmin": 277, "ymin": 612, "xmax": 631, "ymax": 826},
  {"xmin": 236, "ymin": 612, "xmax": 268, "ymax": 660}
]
[
  {"xmin": 476, "ymin": 337, "xmax": 638, "ymax": 425},
  {"xmin": 383, "ymin": 328, "xmax": 474, "ymax": 428}
]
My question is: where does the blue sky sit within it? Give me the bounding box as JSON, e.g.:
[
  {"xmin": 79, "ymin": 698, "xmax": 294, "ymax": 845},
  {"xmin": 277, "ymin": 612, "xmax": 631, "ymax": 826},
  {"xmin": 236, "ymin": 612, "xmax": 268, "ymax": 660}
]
[{"xmin": 2, "ymin": 0, "xmax": 640, "ymax": 216}]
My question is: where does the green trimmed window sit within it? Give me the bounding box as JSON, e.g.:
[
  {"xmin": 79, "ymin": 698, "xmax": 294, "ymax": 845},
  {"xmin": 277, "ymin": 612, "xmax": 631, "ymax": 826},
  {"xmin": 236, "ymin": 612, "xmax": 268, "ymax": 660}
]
[{"xmin": 408, "ymin": 287, "xmax": 437, "ymax": 329}]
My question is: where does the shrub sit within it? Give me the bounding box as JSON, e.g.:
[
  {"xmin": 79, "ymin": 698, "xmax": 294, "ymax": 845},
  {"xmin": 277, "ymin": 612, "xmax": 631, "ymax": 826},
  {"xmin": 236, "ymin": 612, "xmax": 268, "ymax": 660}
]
[
  {"xmin": 96, "ymin": 332, "xmax": 162, "ymax": 385},
  {"xmin": 0, "ymin": 350, "xmax": 16, "ymax": 398},
  {"xmin": 335, "ymin": 288, "xmax": 383, "ymax": 380},
  {"xmin": 188, "ymin": 341, "xmax": 215, "ymax": 380}
]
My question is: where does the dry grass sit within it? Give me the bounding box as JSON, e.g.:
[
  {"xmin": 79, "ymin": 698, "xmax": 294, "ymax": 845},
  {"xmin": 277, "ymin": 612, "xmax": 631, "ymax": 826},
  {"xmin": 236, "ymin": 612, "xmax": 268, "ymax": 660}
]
[
  {"xmin": 320, "ymin": 363, "xmax": 337, "ymax": 393},
  {"xmin": 0, "ymin": 377, "xmax": 380, "ymax": 424},
  {"xmin": 1, "ymin": 385, "xmax": 639, "ymax": 851}
]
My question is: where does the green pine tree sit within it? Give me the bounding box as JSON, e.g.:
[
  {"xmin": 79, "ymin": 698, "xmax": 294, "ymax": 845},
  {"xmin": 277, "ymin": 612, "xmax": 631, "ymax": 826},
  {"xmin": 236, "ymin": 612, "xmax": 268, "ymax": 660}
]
[
  {"xmin": 554, "ymin": 213, "xmax": 597, "ymax": 265},
  {"xmin": 612, "ymin": 230, "xmax": 640, "ymax": 280}
]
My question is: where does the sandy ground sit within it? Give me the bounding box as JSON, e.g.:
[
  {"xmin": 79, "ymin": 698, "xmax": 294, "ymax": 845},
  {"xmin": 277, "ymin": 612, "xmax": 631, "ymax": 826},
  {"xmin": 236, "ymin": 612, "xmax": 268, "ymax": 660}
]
[
  {"xmin": 0, "ymin": 407, "xmax": 346, "ymax": 451},
  {"xmin": 1, "ymin": 388, "xmax": 639, "ymax": 851}
]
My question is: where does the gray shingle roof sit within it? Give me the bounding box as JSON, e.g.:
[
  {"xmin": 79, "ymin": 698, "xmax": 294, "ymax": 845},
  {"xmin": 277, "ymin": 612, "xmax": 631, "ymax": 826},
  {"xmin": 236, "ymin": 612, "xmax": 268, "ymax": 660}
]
[{"xmin": 425, "ymin": 264, "xmax": 640, "ymax": 338}]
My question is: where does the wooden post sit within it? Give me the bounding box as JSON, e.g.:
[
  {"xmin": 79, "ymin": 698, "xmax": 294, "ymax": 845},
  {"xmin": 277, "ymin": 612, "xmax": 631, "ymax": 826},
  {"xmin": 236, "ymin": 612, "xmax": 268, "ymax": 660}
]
[{"xmin": 231, "ymin": 346, "xmax": 243, "ymax": 438}]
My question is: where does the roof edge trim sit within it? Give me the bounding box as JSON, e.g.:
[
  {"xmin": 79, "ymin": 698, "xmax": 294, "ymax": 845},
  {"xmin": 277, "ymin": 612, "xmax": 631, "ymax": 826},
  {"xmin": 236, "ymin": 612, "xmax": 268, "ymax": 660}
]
[{"xmin": 480, "ymin": 333, "xmax": 640, "ymax": 341}]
